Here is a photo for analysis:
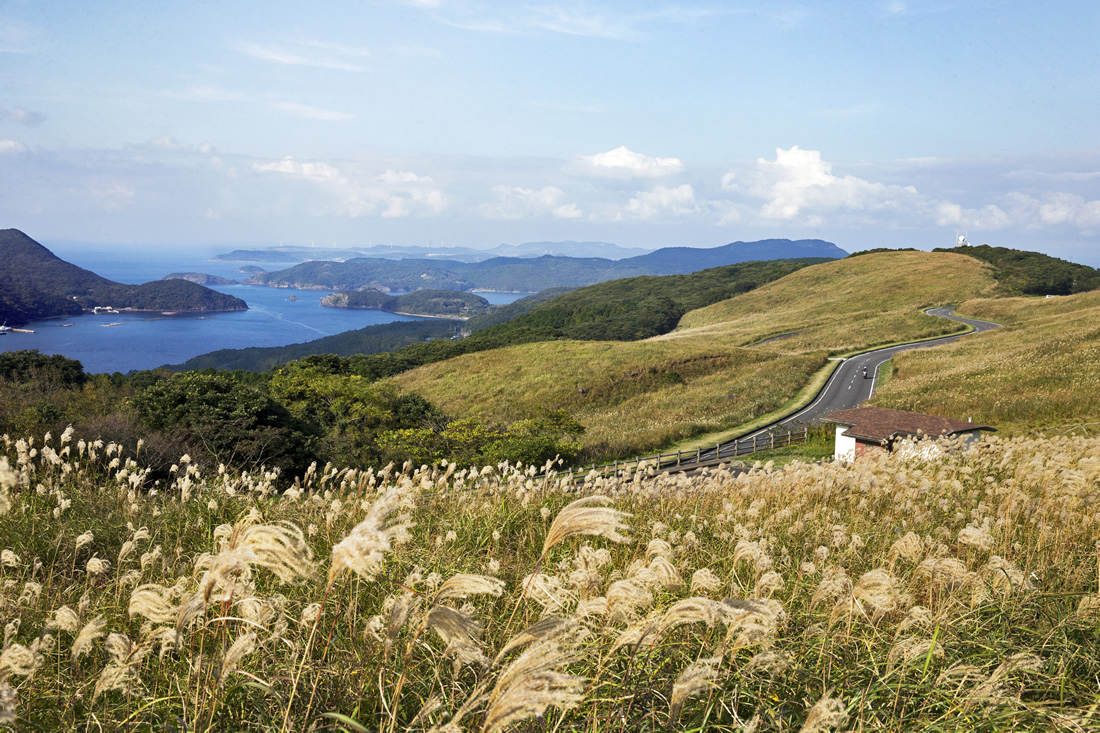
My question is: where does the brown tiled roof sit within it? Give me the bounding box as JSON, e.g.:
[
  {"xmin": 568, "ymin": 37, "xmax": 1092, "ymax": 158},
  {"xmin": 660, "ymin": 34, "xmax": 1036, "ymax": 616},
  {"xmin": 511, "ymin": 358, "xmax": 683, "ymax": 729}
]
[{"xmin": 824, "ymin": 406, "xmax": 995, "ymax": 444}]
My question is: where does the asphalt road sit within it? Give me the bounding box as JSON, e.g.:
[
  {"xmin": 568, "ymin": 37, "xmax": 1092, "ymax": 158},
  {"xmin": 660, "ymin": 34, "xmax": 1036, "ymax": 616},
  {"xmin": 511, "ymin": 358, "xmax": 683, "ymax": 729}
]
[{"xmin": 690, "ymin": 307, "xmax": 1000, "ymax": 464}]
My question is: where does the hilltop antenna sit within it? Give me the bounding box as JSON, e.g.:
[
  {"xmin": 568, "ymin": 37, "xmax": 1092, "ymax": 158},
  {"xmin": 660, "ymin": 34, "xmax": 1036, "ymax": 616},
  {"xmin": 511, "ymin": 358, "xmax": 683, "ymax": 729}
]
[{"xmin": 955, "ymin": 230, "xmax": 969, "ymax": 247}]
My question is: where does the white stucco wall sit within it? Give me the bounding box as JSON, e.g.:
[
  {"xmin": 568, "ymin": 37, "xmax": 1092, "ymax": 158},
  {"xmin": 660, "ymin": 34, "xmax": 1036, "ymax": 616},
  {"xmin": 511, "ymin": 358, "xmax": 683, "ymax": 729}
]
[{"xmin": 834, "ymin": 426, "xmax": 856, "ymax": 461}]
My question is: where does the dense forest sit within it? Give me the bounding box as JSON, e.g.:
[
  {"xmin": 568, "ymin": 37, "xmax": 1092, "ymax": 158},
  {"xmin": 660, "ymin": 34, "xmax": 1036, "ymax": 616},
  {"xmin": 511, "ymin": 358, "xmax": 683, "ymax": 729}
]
[
  {"xmin": 932, "ymin": 243, "xmax": 1100, "ymax": 295},
  {"xmin": 0, "ymin": 349, "xmax": 585, "ymax": 477},
  {"xmin": 321, "ymin": 289, "xmax": 491, "ymax": 317}
]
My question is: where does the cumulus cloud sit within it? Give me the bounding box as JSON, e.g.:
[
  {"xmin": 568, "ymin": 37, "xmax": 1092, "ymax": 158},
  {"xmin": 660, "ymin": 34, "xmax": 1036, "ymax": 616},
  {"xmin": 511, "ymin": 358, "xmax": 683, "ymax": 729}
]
[
  {"xmin": 0, "ymin": 106, "xmax": 44, "ymax": 126},
  {"xmin": 0, "ymin": 140, "xmax": 26, "ymax": 154},
  {"xmin": 272, "ymin": 102, "xmax": 353, "ymax": 121},
  {"xmin": 741, "ymin": 146, "xmax": 921, "ymax": 220},
  {"xmin": 481, "ymin": 185, "xmax": 583, "ymax": 220},
  {"xmin": 576, "ymin": 146, "xmax": 684, "ymax": 178},
  {"xmin": 625, "ymin": 184, "xmax": 697, "ymax": 220}
]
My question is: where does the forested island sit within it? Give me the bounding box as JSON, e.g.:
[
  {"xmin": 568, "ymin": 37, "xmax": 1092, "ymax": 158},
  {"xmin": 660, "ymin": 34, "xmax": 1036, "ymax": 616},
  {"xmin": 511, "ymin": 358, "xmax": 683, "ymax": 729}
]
[
  {"xmin": 321, "ymin": 289, "xmax": 491, "ymax": 318},
  {"xmin": 0, "ymin": 229, "xmax": 247, "ymax": 326},
  {"xmin": 162, "ymin": 272, "xmax": 239, "ymax": 285}
]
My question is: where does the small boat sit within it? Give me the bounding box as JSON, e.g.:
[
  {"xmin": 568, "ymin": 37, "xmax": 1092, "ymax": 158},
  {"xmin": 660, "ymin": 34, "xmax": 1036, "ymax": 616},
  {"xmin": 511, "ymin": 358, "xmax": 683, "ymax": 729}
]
[
  {"xmin": 101, "ymin": 322, "xmax": 123, "ymax": 327},
  {"xmin": 59, "ymin": 323, "xmax": 75, "ymax": 327},
  {"xmin": 0, "ymin": 321, "xmax": 10, "ymax": 334},
  {"xmin": 161, "ymin": 311, "xmax": 179, "ymax": 316}
]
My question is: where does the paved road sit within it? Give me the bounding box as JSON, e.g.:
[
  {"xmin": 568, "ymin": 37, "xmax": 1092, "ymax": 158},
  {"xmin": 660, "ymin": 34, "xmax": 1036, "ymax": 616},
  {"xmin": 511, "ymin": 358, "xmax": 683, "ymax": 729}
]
[{"xmin": 690, "ymin": 307, "xmax": 1000, "ymax": 464}]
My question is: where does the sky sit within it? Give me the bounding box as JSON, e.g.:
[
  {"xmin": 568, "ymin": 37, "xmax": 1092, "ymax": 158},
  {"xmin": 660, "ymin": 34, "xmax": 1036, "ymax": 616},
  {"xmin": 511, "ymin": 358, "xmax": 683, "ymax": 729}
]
[{"xmin": 1, "ymin": 0, "xmax": 1098, "ymax": 264}]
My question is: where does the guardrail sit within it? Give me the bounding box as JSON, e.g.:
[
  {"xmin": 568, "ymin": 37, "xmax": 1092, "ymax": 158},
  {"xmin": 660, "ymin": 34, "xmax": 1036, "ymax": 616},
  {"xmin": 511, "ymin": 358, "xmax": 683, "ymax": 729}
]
[{"xmin": 567, "ymin": 426, "xmax": 810, "ymax": 479}]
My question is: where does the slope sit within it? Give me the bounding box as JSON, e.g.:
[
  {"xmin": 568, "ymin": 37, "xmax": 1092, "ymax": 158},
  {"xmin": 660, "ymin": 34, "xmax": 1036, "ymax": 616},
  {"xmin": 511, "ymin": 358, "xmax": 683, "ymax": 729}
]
[
  {"xmin": 870, "ymin": 289, "xmax": 1100, "ymax": 432},
  {"xmin": 664, "ymin": 251, "xmax": 998, "ymax": 353},
  {"xmin": 396, "ymin": 251, "xmax": 996, "ymax": 459}
]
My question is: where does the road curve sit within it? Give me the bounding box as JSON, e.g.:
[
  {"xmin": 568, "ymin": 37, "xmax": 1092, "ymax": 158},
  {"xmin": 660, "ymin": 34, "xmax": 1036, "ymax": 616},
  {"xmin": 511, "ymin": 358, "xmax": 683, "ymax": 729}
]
[{"xmin": 691, "ymin": 307, "xmax": 1000, "ymax": 464}]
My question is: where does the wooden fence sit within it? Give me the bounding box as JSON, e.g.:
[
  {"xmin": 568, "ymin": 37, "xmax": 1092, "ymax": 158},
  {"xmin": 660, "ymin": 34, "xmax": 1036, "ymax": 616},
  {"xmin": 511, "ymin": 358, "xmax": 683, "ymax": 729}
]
[{"xmin": 567, "ymin": 426, "xmax": 810, "ymax": 479}]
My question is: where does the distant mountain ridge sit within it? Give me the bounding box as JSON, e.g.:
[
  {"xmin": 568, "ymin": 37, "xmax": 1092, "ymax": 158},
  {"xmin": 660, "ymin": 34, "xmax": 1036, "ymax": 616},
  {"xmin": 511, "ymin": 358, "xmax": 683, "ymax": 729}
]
[
  {"xmin": 212, "ymin": 240, "xmax": 648, "ymax": 264},
  {"xmin": 246, "ymin": 238, "xmax": 847, "ymax": 293},
  {"xmin": 0, "ymin": 229, "xmax": 247, "ymax": 326}
]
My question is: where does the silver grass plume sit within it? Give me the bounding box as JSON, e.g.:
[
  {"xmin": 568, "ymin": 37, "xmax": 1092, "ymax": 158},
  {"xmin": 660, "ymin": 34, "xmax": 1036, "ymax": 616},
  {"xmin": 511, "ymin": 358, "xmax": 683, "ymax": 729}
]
[
  {"xmin": 329, "ymin": 484, "xmax": 414, "ymax": 586},
  {"xmin": 71, "ymin": 616, "xmax": 107, "ymax": 662},
  {"xmin": 495, "ymin": 616, "xmax": 580, "ymax": 663},
  {"xmin": 176, "ymin": 522, "xmax": 313, "ymax": 635},
  {"xmin": 670, "ymin": 655, "xmax": 724, "ymax": 721},
  {"xmin": 425, "ymin": 605, "xmax": 489, "ymax": 668},
  {"xmin": 217, "ymin": 631, "xmax": 258, "ymax": 686},
  {"xmin": 434, "ymin": 574, "xmax": 506, "ymax": 602},
  {"xmin": 690, "ymin": 568, "xmax": 723, "ymax": 595},
  {"xmin": 385, "ymin": 591, "xmax": 421, "ymax": 657},
  {"xmin": 654, "ymin": 597, "xmax": 727, "ymax": 644},
  {"xmin": 540, "ymin": 496, "xmax": 631, "ymax": 557},
  {"xmin": 799, "ymin": 694, "xmax": 848, "ymax": 733},
  {"xmin": 830, "ymin": 568, "xmax": 900, "ymax": 624},
  {"xmin": 480, "ymin": 639, "xmax": 586, "ymax": 733},
  {"xmin": 887, "ymin": 636, "xmax": 943, "ymax": 672},
  {"xmin": 721, "ymin": 598, "xmax": 787, "ymax": 651}
]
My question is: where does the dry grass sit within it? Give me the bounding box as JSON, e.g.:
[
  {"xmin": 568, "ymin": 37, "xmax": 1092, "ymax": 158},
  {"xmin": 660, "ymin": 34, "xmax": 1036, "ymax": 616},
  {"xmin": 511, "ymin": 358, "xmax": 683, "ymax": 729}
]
[
  {"xmin": 395, "ymin": 338, "xmax": 825, "ymax": 460},
  {"xmin": 667, "ymin": 251, "xmax": 997, "ymax": 353},
  {"xmin": 397, "ymin": 252, "xmax": 996, "ymax": 460},
  {"xmin": 871, "ymin": 289, "xmax": 1100, "ymax": 433},
  {"xmin": 2, "ymin": 427, "xmax": 1099, "ymax": 731}
]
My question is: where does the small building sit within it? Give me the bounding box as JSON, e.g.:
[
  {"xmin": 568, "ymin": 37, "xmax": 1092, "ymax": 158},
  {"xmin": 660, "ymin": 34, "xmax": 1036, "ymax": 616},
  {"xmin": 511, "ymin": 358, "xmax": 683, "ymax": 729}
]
[{"xmin": 824, "ymin": 406, "xmax": 995, "ymax": 462}]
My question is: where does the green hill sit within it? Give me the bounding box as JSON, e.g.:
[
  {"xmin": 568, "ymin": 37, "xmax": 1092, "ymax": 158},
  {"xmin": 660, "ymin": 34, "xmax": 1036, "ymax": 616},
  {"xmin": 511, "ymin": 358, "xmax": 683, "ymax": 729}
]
[
  {"xmin": 932, "ymin": 243, "xmax": 1100, "ymax": 295},
  {"xmin": 0, "ymin": 229, "xmax": 247, "ymax": 326}
]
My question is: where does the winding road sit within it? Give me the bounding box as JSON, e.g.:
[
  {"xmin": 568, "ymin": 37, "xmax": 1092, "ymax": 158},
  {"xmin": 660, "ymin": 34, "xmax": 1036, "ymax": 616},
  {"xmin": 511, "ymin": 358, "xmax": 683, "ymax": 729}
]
[{"xmin": 688, "ymin": 307, "xmax": 1000, "ymax": 465}]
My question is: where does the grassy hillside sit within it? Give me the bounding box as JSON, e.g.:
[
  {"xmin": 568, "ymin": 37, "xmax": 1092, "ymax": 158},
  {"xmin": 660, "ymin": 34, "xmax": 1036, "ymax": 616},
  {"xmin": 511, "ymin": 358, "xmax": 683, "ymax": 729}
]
[
  {"xmin": 398, "ymin": 252, "xmax": 997, "ymax": 459},
  {"xmin": 667, "ymin": 251, "xmax": 997, "ymax": 353},
  {"xmin": 870, "ymin": 290, "xmax": 1100, "ymax": 433},
  {"xmin": 2, "ymin": 430, "xmax": 1098, "ymax": 730},
  {"xmin": 396, "ymin": 339, "xmax": 823, "ymax": 459}
]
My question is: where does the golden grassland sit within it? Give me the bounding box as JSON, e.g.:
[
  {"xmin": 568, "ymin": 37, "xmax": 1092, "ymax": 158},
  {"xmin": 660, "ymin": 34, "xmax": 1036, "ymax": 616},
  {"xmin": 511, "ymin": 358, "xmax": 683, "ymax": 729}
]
[
  {"xmin": 870, "ymin": 289, "xmax": 1100, "ymax": 434},
  {"xmin": 665, "ymin": 251, "xmax": 997, "ymax": 354},
  {"xmin": 397, "ymin": 252, "xmax": 997, "ymax": 460},
  {"xmin": 395, "ymin": 339, "xmax": 825, "ymax": 460},
  {"xmin": 1, "ymin": 429, "xmax": 1099, "ymax": 731}
]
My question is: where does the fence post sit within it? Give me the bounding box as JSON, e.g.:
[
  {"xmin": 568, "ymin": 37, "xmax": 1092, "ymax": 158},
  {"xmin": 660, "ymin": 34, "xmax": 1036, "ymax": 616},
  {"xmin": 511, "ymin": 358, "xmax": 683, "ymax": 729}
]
[
  {"xmin": 753, "ymin": 435, "xmax": 757, "ymax": 452},
  {"xmin": 677, "ymin": 449, "xmax": 681, "ymax": 466}
]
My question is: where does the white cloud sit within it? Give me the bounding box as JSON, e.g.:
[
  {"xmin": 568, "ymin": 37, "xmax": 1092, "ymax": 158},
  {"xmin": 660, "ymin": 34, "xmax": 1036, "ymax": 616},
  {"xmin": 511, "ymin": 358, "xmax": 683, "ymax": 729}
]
[
  {"xmin": 0, "ymin": 140, "xmax": 26, "ymax": 154},
  {"xmin": 0, "ymin": 106, "xmax": 44, "ymax": 126},
  {"xmin": 744, "ymin": 146, "xmax": 921, "ymax": 220},
  {"xmin": 272, "ymin": 102, "xmax": 353, "ymax": 121},
  {"xmin": 625, "ymin": 184, "xmax": 697, "ymax": 220},
  {"xmin": 528, "ymin": 7, "xmax": 635, "ymax": 40},
  {"xmin": 253, "ymin": 157, "xmax": 344, "ymax": 182},
  {"xmin": 576, "ymin": 146, "xmax": 684, "ymax": 178},
  {"xmin": 481, "ymin": 185, "xmax": 583, "ymax": 220},
  {"xmin": 378, "ymin": 169, "xmax": 430, "ymax": 185}
]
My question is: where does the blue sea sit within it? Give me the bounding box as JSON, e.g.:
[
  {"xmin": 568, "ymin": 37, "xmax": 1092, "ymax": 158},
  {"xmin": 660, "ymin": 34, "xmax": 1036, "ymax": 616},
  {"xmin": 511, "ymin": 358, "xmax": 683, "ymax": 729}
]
[{"xmin": 2, "ymin": 244, "xmax": 527, "ymax": 374}]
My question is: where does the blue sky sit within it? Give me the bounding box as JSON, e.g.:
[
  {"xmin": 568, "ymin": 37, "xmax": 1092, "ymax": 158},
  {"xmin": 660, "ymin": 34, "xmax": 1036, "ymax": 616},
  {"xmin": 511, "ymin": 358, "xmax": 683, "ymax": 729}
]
[{"xmin": 1, "ymin": 0, "xmax": 1098, "ymax": 264}]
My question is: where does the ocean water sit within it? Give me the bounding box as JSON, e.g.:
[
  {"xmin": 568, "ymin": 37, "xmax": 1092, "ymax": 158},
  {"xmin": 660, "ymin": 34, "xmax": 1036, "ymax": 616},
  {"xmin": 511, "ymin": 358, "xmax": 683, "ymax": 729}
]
[{"xmin": 2, "ymin": 244, "xmax": 527, "ymax": 374}]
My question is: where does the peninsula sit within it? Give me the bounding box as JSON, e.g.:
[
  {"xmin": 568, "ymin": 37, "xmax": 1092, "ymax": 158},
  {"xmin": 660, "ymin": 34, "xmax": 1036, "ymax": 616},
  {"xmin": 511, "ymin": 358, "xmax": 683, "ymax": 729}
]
[{"xmin": 0, "ymin": 229, "xmax": 248, "ymax": 327}]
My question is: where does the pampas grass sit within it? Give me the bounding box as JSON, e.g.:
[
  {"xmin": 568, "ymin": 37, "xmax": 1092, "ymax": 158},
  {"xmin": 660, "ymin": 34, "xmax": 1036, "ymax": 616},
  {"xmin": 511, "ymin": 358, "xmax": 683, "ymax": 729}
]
[{"xmin": 0, "ymin": 428, "xmax": 1099, "ymax": 729}]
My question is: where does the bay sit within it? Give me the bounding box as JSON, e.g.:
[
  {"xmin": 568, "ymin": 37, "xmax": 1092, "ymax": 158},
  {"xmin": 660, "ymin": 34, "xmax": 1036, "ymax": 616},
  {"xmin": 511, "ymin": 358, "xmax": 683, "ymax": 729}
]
[{"xmin": 2, "ymin": 244, "xmax": 529, "ymax": 374}]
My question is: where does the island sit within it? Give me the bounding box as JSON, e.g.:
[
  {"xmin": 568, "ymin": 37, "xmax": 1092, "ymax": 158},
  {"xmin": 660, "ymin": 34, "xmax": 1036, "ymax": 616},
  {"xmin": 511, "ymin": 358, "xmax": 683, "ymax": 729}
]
[
  {"xmin": 162, "ymin": 272, "xmax": 239, "ymax": 285},
  {"xmin": 321, "ymin": 289, "xmax": 491, "ymax": 318},
  {"xmin": 0, "ymin": 229, "xmax": 248, "ymax": 327}
]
